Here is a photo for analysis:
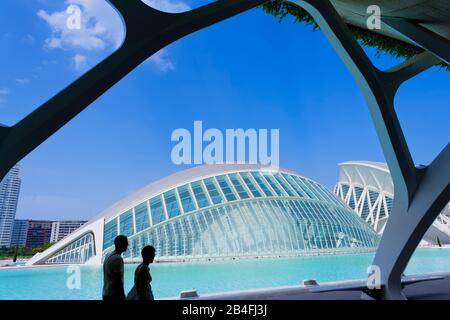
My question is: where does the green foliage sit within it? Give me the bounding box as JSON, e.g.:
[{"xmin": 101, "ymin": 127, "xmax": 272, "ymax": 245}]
[
  {"xmin": 260, "ymin": 1, "xmax": 448, "ymax": 70},
  {"xmin": 0, "ymin": 243, "xmax": 55, "ymax": 260},
  {"xmin": 32, "ymin": 242, "xmax": 55, "ymax": 255},
  {"xmin": 0, "ymin": 246, "xmax": 31, "ymax": 259}
]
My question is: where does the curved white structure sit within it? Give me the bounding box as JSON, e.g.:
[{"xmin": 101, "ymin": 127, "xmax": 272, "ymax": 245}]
[
  {"xmin": 334, "ymin": 161, "xmax": 450, "ymax": 244},
  {"xmin": 27, "ymin": 164, "xmax": 379, "ymax": 266}
]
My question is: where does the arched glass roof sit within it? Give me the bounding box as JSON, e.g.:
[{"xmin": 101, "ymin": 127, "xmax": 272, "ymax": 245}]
[{"xmin": 102, "ymin": 166, "xmax": 346, "ymax": 250}]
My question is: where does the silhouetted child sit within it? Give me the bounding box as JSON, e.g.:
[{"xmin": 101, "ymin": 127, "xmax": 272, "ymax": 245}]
[{"xmin": 127, "ymin": 245, "xmax": 156, "ymax": 300}]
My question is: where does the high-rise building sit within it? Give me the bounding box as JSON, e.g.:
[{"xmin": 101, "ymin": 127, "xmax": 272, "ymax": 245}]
[
  {"xmin": 8, "ymin": 219, "xmax": 88, "ymax": 248},
  {"xmin": 10, "ymin": 219, "xmax": 29, "ymax": 247},
  {"xmin": 26, "ymin": 220, "xmax": 53, "ymax": 247},
  {"xmin": 0, "ymin": 164, "xmax": 21, "ymax": 247},
  {"xmin": 50, "ymin": 220, "xmax": 87, "ymax": 243}
]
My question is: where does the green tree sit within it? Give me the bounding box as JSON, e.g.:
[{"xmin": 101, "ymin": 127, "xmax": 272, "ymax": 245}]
[
  {"xmin": 0, "ymin": 243, "xmax": 56, "ymax": 260},
  {"xmin": 261, "ymin": 1, "xmax": 448, "ymax": 69},
  {"xmin": 31, "ymin": 243, "xmax": 55, "ymax": 255}
]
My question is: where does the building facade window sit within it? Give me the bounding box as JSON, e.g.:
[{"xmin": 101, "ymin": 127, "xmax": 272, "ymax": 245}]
[
  {"xmin": 178, "ymin": 184, "xmax": 196, "ymax": 213},
  {"xmin": 120, "ymin": 210, "xmax": 134, "ymax": 237},
  {"xmin": 103, "ymin": 218, "xmax": 117, "ymax": 250},
  {"xmin": 46, "ymin": 233, "xmax": 95, "ymax": 264},
  {"xmin": 150, "ymin": 196, "xmax": 166, "ymax": 225},
  {"xmin": 134, "ymin": 202, "xmax": 150, "ymax": 232}
]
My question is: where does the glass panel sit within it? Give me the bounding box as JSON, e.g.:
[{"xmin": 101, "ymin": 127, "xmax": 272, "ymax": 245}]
[
  {"xmin": 135, "ymin": 202, "xmax": 150, "ymax": 232},
  {"xmin": 282, "ymin": 173, "xmax": 307, "ymax": 198},
  {"xmin": 191, "ymin": 181, "xmax": 211, "ymax": 208},
  {"xmin": 215, "ymin": 175, "xmax": 237, "ymax": 201},
  {"xmin": 355, "ymin": 186, "xmax": 364, "ymax": 203},
  {"xmin": 150, "ymin": 196, "xmax": 166, "ymax": 225},
  {"xmin": 368, "ymin": 190, "xmax": 379, "ymax": 206},
  {"xmin": 301, "ymin": 178, "xmax": 325, "ymax": 200},
  {"xmin": 341, "ymin": 184, "xmax": 350, "ymax": 199},
  {"xmin": 228, "ymin": 173, "xmax": 250, "ymax": 199},
  {"xmin": 250, "ymin": 172, "xmax": 274, "ymax": 196},
  {"xmin": 385, "ymin": 196, "xmax": 393, "ymax": 217},
  {"xmin": 103, "ymin": 218, "xmax": 117, "ymax": 249},
  {"xmin": 361, "ymin": 198, "xmax": 370, "ymax": 220},
  {"xmin": 291, "ymin": 176, "xmax": 316, "ymax": 199},
  {"xmin": 203, "ymin": 178, "xmax": 223, "ymax": 204},
  {"xmin": 348, "ymin": 189, "xmax": 356, "ymax": 209},
  {"xmin": 262, "ymin": 173, "xmax": 286, "ymax": 196},
  {"xmin": 164, "ymin": 189, "xmax": 181, "ymax": 218},
  {"xmin": 178, "ymin": 184, "xmax": 196, "ymax": 213},
  {"xmin": 239, "ymin": 172, "xmax": 262, "ymax": 197},
  {"xmin": 119, "ymin": 210, "xmax": 134, "ymax": 237},
  {"xmin": 314, "ymin": 182, "xmax": 344, "ymax": 207},
  {"xmin": 273, "ymin": 173, "xmax": 295, "ymax": 196}
]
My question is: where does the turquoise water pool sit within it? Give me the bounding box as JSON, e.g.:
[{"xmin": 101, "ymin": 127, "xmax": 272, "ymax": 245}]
[{"xmin": 1, "ymin": 248, "xmax": 449, "ymax": 300}]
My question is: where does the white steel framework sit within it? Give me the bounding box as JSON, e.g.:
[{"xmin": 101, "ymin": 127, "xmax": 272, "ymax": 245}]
[{"xmin": 334, "ymin": 161, "xmax": 450, "ymax": 245}]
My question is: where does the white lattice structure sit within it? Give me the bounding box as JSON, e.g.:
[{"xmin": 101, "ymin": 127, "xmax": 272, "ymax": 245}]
[{"xmin": 334, "ymin": 161, "xmax": 450, "ymax": 245}]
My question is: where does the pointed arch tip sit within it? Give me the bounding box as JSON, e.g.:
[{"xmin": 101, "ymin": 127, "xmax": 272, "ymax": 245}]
[{"xmin": 0, "ymin": 124, "xmax": 10, "ymax": 134}]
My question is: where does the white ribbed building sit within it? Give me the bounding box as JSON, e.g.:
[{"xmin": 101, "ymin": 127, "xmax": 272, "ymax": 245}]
[
  {"xmin": 334, "ymin": 161, "xmax": 450, "ymax": 244},
  {"xmin": 27, "ymin": 164, "xmax": 379, "ymax": 265}
]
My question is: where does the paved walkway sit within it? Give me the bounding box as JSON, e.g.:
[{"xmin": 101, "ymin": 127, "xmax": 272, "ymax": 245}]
[{"xmin": 171, "ymin": 272, "xmax": 450, "ymax": 300}]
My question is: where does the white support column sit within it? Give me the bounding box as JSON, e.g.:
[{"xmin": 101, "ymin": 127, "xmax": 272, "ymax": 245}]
[{"xmin": 288, "ymin": 0, "xmax": 450, "ymax": 299}]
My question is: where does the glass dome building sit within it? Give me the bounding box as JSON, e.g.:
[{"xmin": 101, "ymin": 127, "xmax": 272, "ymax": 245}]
[{"xmin": 27, "ymin": 164, "xmax": 379, "ymax": 265}]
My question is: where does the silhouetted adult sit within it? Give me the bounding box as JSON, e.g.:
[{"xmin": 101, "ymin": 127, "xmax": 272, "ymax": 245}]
[
  {"xmin": 102, "ymin": 235, "xmax": 128, "ymax": 301},
  {"xmin": 127, "ymin": 245, "xmax": 156, "ymax": 300}
]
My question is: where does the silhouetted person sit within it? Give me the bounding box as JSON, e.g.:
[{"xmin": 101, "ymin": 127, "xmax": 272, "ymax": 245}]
[
  {"xmin": 127, "ymin": 245, "xmax": 156, "ymax": 300},
  {"xmin": 103, "ymin": 235, "xmax": 128, "ymax": 301}
]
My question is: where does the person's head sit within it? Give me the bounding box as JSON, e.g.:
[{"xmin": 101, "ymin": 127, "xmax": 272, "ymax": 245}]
[
  {"xmin": 141, "ymin": 245, "xmax": 155, "ymax": 264},
  {"xmin": 114, "ymin": 235, "xmax": 128, "ymax": 254}
]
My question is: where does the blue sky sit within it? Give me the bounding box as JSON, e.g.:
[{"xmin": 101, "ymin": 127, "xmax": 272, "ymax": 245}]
[{"xmin": 0, "ymin": 0, "xmax": 448, "ymax": 220}]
